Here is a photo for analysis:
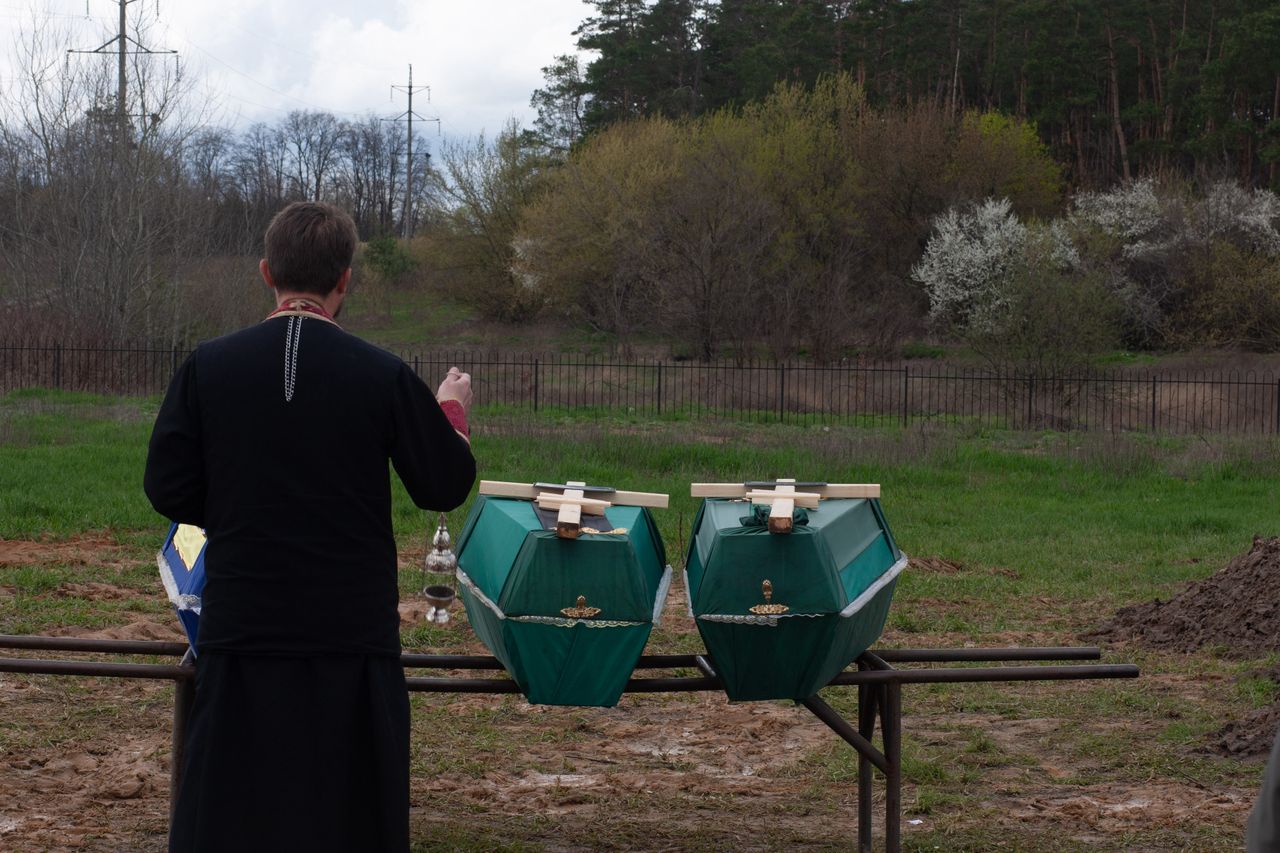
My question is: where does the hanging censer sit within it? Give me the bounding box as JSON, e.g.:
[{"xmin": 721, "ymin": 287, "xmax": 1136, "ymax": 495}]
[{"xmin": 423, "ymin": 513, "xmax": 457, "ymax": 624}]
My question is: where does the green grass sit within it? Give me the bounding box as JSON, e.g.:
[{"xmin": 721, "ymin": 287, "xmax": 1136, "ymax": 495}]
[
  {"xmin": 342, "ymin": 284, "xmax": 476, "ymax": 349},
  {"xmin": 1, "ymin": 388, "xmax": 1275, "ymax": 850},
  {"xmin": 5, "ymin": 388, "xmax": 1280, "ymax": 620}
]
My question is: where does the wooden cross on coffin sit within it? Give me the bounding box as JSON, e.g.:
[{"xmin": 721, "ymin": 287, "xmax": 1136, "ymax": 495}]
[
  {"xmin": 478, "ymin": 480, "xmax": 669, "ymax": 540},
  {"xmin": 690, "ymin": 478, "xmax": 881, "ymax": 534}
]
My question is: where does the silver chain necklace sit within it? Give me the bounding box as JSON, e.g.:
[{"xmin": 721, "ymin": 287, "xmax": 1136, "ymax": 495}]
[{"xmin": 283, "ymin": 316, "xmax": 304, "ymax": 402}]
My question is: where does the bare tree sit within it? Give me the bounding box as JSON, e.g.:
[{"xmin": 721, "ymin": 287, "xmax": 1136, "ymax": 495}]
[
  {"xmin": 281, "ymin": 110, "xmax": 343, "ymax": 202},
  {"xmin": 0, "ymin": 10, "xmax": 240, "ymax": 343}
]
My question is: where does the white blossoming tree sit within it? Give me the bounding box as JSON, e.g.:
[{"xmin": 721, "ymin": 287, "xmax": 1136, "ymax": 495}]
[
  {"xmin": 915, "ymin": 178, "xmax": 1280, "ymax": 356},
  {"xmin": 913, "ymin": 197, "xmax": 1120, "ymax": 382},
  {"xmin": 911, "ymin": 197, "xmax": 1028, "ymax": 333},
  {"xmin": 1189, "ymin": 181, "xmax": 1280, "ymax": 257}
]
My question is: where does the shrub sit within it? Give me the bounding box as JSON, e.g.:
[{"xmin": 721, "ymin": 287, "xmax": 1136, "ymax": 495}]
[
  {"xmin": 1176, "ymin": 242, "xmax": 1280, "ymax": 350},
  {"xmin": 361, "ymin": 236, "xmax": 417, "ymax": 284},
  {"xmin": 1066, "ymin": 179, "xmax": 1280, "ymax": 348},
  {"xmin": 911, "ymin": 198, "xmax": 1028, "ymax": 331},
  {"xmin": 913, "ymin": 200, "xmax": 1120, "ymax": 377},
  {"xmin": 966, "ymin": 235, "xmax": 1121, "ymax": 380},
  {"xmin": 516, "ymin": 75, "xmax": 1064, "ymax": 358},
  {"xmin": 425, "ymin": 122, "xmax": 548, "ymax": 323}
]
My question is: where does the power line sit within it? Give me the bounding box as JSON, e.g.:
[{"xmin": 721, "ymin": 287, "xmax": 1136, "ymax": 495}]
[
  {"xmin": 67, "ymin": 0, "xmax": 176, "ymax": 132},
  {"xmin": 384, "ymin": 63, "xmax": 438, "ymax": 239},
  {"xmin": 168, "ymin": 29, "xmax": 368, "ymax": 119}
]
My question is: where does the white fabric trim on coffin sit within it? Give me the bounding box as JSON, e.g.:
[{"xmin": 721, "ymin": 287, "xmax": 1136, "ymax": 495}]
[
  {"xmin": 693, "ymin": 554, "xmax": 906, "ymax": 627},
  {"xmin": 510, "ymin": 615, "xmax": 645, "ymax": 629},
  {"xmin": 456, "ymin": 567, "xmax": 652, "ymax": 629},
  {"xmin": 456, "ymin": 568, "xmax": 505, "ymax": 620},
  {"xmin": 682, "ymin": 570, "xmax": 696, "ymax": 618},
  {"xmin": 697, "ymin": 612, "xmax": 825, "ymax": 627},
  {"xmin": 651, "ymin": 565, "xmax": 673, "ymax": 625},
  {"xmin": 838, "ymin": 553, "xmax": 909, "ymax": 619},
  {"xmin": 156, "ymin": 552, "xmax": 201, "ymax": 614}
]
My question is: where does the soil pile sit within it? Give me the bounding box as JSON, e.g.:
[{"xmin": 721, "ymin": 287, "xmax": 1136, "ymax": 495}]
[
  {"xmin": 1091, "ymin": 535, "xmax": 1280, "ymax": 656},
  {"xmin": 1209, "ymin": 701, "xmax": 1280, "ymax": 759},
  {"xmin": 1091, "ymin": 536, "xmax": 1280, "ymax": 758}
]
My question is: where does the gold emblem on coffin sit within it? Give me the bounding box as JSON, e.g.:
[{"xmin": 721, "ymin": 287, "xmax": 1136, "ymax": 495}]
[
  {"xmin": 749, "ymin": 579, "xmax": 790, "ymax": 615},
  {"xmin": 561, "ymin": 595, "xmax": 601, "ymax": 619},
  {"xmin": 172, "ymin": 524, "xmax": 207, "ymax": 572}
]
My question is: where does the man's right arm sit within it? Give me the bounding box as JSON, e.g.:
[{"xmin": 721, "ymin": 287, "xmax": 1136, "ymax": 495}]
[
  {"xmin": 389, "ymin": 363, "xmax": 476, "ymax": 511},
  {"xmin": 143, "ymin": 352, "xmax": 207, "ymax": 526}
]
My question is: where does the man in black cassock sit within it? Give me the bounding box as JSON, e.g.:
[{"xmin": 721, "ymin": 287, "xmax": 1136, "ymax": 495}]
[
  {"xmin": 144, "ymin": 202, "xmax": 476, "ymax": 852},
  {"xmin": 1250, "ymin": 730, "xmax": 1280, "ymax": 852}
]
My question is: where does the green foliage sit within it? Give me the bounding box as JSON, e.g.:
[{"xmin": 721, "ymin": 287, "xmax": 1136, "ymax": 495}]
[
  {"xmin": 515, "ymin": 116, "xmax": 684, "ymax": 344},
  {"xmin": 519, "ymin": 74, "xmax": 1064, "ymax": 359},
  {"xmin": 361, "ymin": 236, "xmax": 418, "ymax": 284},
  {"xmin": 425, "ymin": 122, "xmax": 550, "ymax": 323},
  {"xmin": 901, "ymin": 341, "xmax": 946, "ymax": 360},
  {"xmin": 1176, "ymin": 241, "xmax": 1280, "ymax": 351},
  {"xmin": 953, "ymin": 111, "xmax": 1063, "ymax": 217},
  {"xmin": 965, "ymin": 230, "xmax": 1123, "ymax": 380}
]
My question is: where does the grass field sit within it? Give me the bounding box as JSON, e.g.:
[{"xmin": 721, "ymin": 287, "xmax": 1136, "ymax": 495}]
[{"xmin": 1, "ymin": 388, "xmax": 1277, "ymax": 850}]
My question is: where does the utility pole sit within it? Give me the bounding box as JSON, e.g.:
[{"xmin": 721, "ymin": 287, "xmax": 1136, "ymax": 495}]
[
  {"xmin": 385, "ymin": 64, "xmax": 439, "ymax": 238},
  {"xmin": 69, "ymin": 0, "xmax": 177, "ymax": 136}
]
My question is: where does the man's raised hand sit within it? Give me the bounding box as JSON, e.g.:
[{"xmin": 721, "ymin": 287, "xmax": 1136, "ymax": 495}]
[{"xmin": 436, "ymin": 367, "xmax": 473, "ymax": 412}]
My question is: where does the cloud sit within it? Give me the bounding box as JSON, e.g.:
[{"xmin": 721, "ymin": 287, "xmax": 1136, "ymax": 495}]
[
  {"xmin": 165, "ymin": 0, "xmax": 590, "ymax": 137},
  {"xmin": 0, "ymin": 0, "xmax": 590, "ymax": 138}
]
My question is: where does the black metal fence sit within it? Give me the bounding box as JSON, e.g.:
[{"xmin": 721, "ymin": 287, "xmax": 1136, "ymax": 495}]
[{"xmin": 4, "ymin": 342, "xmax": 1279, "ymax": 435}]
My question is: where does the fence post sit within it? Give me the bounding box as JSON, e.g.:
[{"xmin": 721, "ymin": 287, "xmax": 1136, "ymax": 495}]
[
  {"xmin": 533, "ymin": 359, "xmax": 540, "ymax": 413},
  {"xmin": 901, "ymin": 367, "xmax": 909, "ymax": 428},
  {"xmin": 1027, "ymin": 376, "xmax": 1034, "ymax": 429},
  {"xmin": 54, "ymin": 343, "xmax": 62, "ymax": 389},
  {"xmin": 1275, "ymin": 378, "xmax": 1279, "ymax": 435},
  {"xmin": 413, "ymin": 354, "xmax": 420, "ymax": 378},
  {"xmin": 1150, "ymin": 375, "xmax": 1158, "ymax": 432},
  {"xmin": 656, "ymin": 361, "xmax": 663, "ymax": 417},
  {"xmin": 778, "ymin": 364, "xmax": 786, "ymax": 423}
]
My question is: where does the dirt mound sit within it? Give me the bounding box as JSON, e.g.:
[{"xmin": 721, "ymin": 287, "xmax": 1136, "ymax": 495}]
[
  {"xmin": 1090, "ymin": 535, "xmax": 1280, "ymax": 656},
  {"xmin": 1208, "ymin": 702, "xmax": 1280, "ymax": 759}
]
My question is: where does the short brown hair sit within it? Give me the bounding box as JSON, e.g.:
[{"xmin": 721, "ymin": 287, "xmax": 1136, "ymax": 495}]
[{"xmin": 263, "ymin": 202, "xmax": 358, "ymax": 296}]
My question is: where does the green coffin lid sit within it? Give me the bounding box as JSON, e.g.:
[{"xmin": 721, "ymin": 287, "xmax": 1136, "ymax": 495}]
[
  {"xmin": 685, "ymin": 497, "xmax": 907, "ymax": 701},
  {"xmin": 455, "ymin": 495, "xmax": 670, "ymax": 707}
]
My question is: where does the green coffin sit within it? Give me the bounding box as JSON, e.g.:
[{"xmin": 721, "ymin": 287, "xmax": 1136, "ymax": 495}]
[
  {"xmin": 685, "ymin": 497, "xmax": 906, "ymax": 701},
  {"xmin": 456, "ymin": 495, "xmax": 670, "ymax": 707}
]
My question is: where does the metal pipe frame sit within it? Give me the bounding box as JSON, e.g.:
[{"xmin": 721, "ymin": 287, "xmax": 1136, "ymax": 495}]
[{"xmin": 0, "ymin": 636, "xmax": 1138, "ymax": 853}]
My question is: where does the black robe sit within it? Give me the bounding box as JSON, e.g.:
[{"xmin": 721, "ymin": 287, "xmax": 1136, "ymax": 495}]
[
  {"xmin": 1249, "ymin": 729, "xmax": 1280, "ymax": 852},
  {"xmin": 144, "ymin": 315, "xmax": 475, "ymax": 852}
]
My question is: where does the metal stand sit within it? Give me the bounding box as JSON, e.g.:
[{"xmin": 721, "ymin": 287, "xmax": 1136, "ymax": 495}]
[{"xmin": 0, "ymin": 636, "xmax": 1137, "ymax": 852}]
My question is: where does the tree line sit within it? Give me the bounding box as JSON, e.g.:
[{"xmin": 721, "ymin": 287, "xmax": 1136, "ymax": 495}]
[
  {"xmin": 437, "ymin": 76, "xmax": 1280, "ymax": 363},
  {"xmin": 3, "ymin": 5, "xmax": 1278, "ymax": 364},
  {"xmin": 434, "ymin": 79, "xmax": 1065, "ymax": 360},
  {"xmin": 533, "ymin": 0, "xmax": 1280, "ymax": 189}
]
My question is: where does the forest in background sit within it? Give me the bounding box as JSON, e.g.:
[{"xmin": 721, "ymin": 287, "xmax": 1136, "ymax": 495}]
[
  {"xmin": 532, "ymin": 0, "xmax": 1280, "ymax": 188},
  {"xmin": 0, "ymin": 1, "xmax": 1277, "ymax": 367}
]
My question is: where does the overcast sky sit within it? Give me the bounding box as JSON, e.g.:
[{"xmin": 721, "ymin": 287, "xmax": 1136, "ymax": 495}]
[{"xmin": 0, "ymin": 0, "xmax": 593, "ymax": 142}]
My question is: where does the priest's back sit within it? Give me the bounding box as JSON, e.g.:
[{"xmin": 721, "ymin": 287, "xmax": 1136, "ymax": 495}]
[
  {"xmin": 146, "ymin": 315, "xmax": 475, "ymax": 656},
  {"xmin": 145, "ymin": 309, "xmax": 475, "ymax": 853}
]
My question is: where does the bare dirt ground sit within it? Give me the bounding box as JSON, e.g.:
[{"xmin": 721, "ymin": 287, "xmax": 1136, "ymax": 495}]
[
  {"xmin": 0, "ymin": 536, "xmax": 1264, "ymax": 851},
  {"xmin": 0, "ymin": 534, "xmax": 131, "ymax": 568}
]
